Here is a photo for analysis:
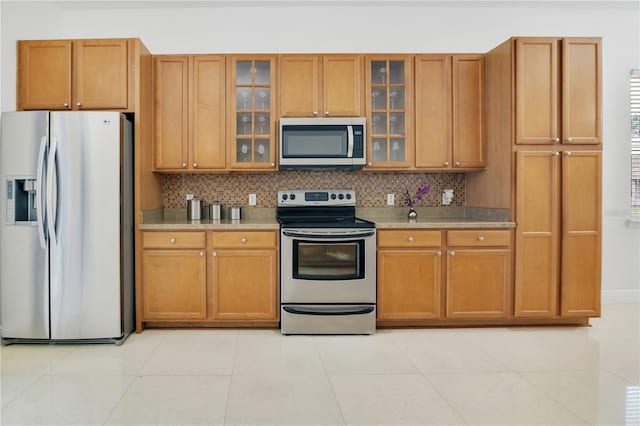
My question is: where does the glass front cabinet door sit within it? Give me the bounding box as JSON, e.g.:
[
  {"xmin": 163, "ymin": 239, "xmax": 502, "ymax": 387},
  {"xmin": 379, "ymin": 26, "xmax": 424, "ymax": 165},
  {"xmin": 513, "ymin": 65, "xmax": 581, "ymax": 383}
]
[
  {"xmin": 229, "ymin": 56, "xmax": 277, "ymax": 170},
  {"xmin": 365, "ymin": 56, "xmax": 413, "ymax": 169}
]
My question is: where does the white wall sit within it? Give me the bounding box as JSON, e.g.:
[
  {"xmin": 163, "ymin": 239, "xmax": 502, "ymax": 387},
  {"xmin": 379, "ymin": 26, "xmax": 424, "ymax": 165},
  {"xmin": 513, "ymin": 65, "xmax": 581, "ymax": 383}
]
[{"xmin": 1, "ymin": 0, "xmax": 639, "ymax": 302}]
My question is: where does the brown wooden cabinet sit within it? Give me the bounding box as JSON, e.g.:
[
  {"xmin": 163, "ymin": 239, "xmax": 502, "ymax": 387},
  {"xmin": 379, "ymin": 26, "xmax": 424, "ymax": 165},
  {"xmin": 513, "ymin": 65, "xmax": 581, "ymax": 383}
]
[
  {"xmin": 377, "ymin": 230, "xmax": 443, "ymax": 320},
  {"xmin": 365, "ymin": 55, "xmax": 413, "ymax": 169},
  {"xmin": 279, "ymin": 54, "xmax": 363, "ymax": 117},
  {"xmin": 153, "ymin": 55, "xmax": 226, "ymax": 171},
  {"xmin": 514, "ymin": 150, "xmax": 601, "ymax": 318},
  {"xmin": 18, "ymin": 39, "xmax": 131, "ymax": 111},
  {"xmin": 515, "ymin": 37, "xmax": 601, "ymax": 145},
  {"xmin": 415, "ymin": 55, "xmax": 484, "ymax": 170},
  {"xmin": 211, "ymin": 231, "xmax": 279, "ymax": 320},
  {"xmin": 228, "ymin": 56, "xmax": 278, "ymax": 171},
  {"xmin": 141, "ymin": 232, "xmax": 207, "ymax": 320},
  {"xmin": 279, "ymin": 55, "xmax": 363, "ymax": 117},
  {"xmin": 445, "ymin": 230, "xmax": 512, "ymax": 319}
]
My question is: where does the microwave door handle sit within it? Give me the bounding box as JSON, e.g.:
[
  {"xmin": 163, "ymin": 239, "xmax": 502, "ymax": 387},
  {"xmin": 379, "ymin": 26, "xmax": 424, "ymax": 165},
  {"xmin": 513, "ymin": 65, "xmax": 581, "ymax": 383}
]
[{"xmin": 347, "ymin": 125, "xmax": 354, "ymax": 158}]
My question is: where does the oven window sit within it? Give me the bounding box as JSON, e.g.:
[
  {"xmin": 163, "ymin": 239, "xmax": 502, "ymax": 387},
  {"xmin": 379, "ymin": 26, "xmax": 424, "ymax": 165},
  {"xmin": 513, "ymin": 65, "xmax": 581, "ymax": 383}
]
[{"xmin": 293, "ymin": 239, "xmax": 365, "ymax": 280}]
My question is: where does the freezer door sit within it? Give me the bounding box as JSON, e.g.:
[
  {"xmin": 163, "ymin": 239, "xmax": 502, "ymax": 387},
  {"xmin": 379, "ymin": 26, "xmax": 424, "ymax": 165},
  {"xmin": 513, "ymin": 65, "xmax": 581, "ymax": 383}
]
[
  {"xmin": 0, "ymin": 111, "xmax": 50, "ymax": 339},
  {"xmin": 49, "ymin": 112, "xmax": 124, "ymax": 339}
]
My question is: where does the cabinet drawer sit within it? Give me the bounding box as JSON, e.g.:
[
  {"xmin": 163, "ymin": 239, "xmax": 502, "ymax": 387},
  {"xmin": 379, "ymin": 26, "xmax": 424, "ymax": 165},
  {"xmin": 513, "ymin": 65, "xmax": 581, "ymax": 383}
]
[
  {"xmin": 447, "ymin": 230, "xmax": 511, "ymax": 247},
  {"xmin": 212, "ymin": 231, "xmax": 276, "ymax": 249},
  {"xmin": 378, "ymin": 230, "xmax": 442, "ymax": 248},
  {"xmin": 143, "ymin": 231, "xmax": 206, "ymax": 249}
]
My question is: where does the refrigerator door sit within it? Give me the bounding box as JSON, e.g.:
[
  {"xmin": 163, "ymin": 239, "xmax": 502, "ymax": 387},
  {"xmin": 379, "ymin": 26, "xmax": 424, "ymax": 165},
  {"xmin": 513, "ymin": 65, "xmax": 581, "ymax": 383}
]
[
  {"xmin": 0, "ymin": 111, "xmax": 50, "ymax": 339},
  {"xmin": 49, "ymin": 112, "xmax": 123, "ymax": 339}
]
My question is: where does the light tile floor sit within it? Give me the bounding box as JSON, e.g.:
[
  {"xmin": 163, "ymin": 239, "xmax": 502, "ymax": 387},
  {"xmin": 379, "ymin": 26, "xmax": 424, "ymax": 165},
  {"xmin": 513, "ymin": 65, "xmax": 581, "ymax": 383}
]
[{"xmin": 0, "ymin": 303, "xmax": 638, "ymax": 425}]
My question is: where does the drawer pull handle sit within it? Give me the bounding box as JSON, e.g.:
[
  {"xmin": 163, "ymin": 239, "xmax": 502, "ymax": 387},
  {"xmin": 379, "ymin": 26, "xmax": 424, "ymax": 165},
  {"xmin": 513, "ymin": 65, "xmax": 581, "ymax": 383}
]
[
  {"xmin": 449, "ymin": 250, "xmax": 456, "ymax": 256},
  {"xmin": 241, "ymin": 237, "xmax": 247, "ymax": 243},
  {"xmin": 170, "ymin": 238, "xmax": 176, "ymax": 244},
  {"xmin": 477, "ymin": 236, "xmax": 485, "ymax": 241},
  {"xmin": 407, "ymin": 236, "xmax": 414, "ymax": 242}
]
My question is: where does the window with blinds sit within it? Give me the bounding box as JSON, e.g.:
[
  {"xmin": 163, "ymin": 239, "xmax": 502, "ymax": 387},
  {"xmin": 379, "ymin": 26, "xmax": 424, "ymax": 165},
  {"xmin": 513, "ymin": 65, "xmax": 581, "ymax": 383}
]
[{"xmin": 632, "ymin": 70, "xmax": 640, "ymax": 217}]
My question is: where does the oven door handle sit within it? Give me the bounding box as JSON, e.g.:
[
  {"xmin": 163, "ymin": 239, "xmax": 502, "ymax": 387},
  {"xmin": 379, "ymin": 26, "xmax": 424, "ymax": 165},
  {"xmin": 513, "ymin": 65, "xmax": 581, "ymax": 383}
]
[
  {"xmin": 283, "ymin": 306, "xmax": 375, "ymax": 316},
  {"xmin": 282, "ymin": 230, "xmax": 375, "ymax": 239}
]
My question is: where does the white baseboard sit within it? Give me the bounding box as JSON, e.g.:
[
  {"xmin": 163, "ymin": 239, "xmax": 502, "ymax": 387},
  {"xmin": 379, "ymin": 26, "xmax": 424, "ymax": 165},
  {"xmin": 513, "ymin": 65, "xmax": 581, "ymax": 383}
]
[{"xmin": 602, "ymin": 290, "xmax": 640, "ymax": 304}]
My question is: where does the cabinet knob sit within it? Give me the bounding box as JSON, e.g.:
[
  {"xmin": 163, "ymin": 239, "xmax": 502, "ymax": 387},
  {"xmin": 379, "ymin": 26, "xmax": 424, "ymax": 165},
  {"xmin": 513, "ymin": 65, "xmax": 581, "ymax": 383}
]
[
  {"xmin": 436, "ymin": 250, "xmax": 442, "ymax": 257},
  {"xmin": 367, "ymin": 162, "xmax": 372, "ymax": 167},
  {"xmin": 324, "ymin": 111, "xmax": 330, "ymax": 116},
  {"xmin": 76, "ymin": 102, "xmax": 81, "ymax": 107},
  {"xmin": 241, "ymin": 237, "xmax": 247, "ymax": 243},
  {"xmin": 271, "ymin": 163, "xmax": 275, "ymax": 167},
  {"xmin": 407, "ymin": 236, "xmax": 414, "ymax": 242},
  {"xmin": 313, "ymin": 111, "xmax": 318, "ymax": 117},
  {"xmin": 444, "ymin": 161, "xmax": 449, "ymax": 166},
  {"xmin": 552, "ymin": 137, "xmax": 560, "ymax": 143},
  {"xmin": 181, "ymin": 163, "xmax": 187, "ymax": 168},
  {"xmin": 455, "ymin": 161, "xmax": 461, "ymax": 166},
  {"xmin": 193, "ymin": 163, "xmax": 198, "ymax": 168},
  {"xmin": 477, "ymin": 236, "xmax": 485, "ymax": 241},
  {"xmin": 449, "ymin": 250, "xmax": 456, "ymax": 256},
  {"xmin": 170, "ymin": 238, "xmax": 176, "ymax": 244},
  {"xmin": 199, "ymin": 251, "xmax": 204, "ymax": 256},
  {"xmin": 564, "ymin": 151, "xmax": 572, "ymax": 157},
  {"xmin": 552, "ymin": 152, "xmax": 560, "ymax": 156},
  {"xmin": 212, "ymin": 251, "xmax": 217, "ymax": 257},
  {"xmin": 565, "ymin": 137, "xmax": 573, "ymax": 143},
  {"xmin": 63, "ymin": 103, "xmax": 69, "ymax": 108}
]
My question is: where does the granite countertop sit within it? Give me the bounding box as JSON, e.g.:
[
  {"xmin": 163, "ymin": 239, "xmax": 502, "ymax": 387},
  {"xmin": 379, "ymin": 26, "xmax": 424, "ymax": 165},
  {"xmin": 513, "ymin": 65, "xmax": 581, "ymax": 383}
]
[{"xmin": 140, "ymin": 207, "xmax": 515, "ymax": 230}]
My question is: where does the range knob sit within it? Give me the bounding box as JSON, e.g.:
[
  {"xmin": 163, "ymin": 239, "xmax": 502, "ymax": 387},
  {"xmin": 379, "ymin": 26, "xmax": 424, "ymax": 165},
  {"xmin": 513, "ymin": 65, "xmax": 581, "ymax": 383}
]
[
  {"xmin": 338, "ymin": 193, "xmax": 344, "ymax": 200},
  {"xmin": 282, "ymin": 194, "xmax": 288, "ymax": 201},
  {"xmin": 346, "ymin": 193, "xmax": 352, "ymax": 200},
  {"xmin": 290, "ymin": 193, "xmax": 296, "ymax": 200},
  {"xmin": 330, "ymin": 193, "xmax": 337, "ymax": 200}
]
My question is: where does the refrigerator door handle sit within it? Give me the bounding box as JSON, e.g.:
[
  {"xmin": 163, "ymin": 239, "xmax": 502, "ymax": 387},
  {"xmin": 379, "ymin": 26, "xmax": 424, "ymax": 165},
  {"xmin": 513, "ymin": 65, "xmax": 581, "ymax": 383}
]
[
  {"xmin": 46, "ymin": 137, "xmax": 58, "ymax": 244},
  {"xmin": 36, "ymin": 136, "xmax": 48, "ymax": 249}
]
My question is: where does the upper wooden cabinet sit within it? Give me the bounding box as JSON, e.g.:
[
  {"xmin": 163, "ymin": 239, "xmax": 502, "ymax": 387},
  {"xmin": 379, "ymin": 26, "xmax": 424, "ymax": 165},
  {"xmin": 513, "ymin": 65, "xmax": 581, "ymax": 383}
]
[
  {"xmin": 365, "ymin": 55, "xmax": 414, "ymax": 169},
  {"xmin": 515, "ymin": 37, "xmax": 601, "ymax": 145},
  {"xmin": 415, "ymin": 55, "xmax": 484, "ymax": 170},
  {"xmin": 153, "ymin": 55, "xmax": 226, "ymax": 171},
  {"xmin": 228, "ymin": 56, "xmax": 278, "ymax": 171},
  {"xmin": 279, "ymin": 55, "xmax": 363, "ymax": 117},
  {"xmin": 18, "ymin": 39, "xmax": 132, "ymax": 111}
]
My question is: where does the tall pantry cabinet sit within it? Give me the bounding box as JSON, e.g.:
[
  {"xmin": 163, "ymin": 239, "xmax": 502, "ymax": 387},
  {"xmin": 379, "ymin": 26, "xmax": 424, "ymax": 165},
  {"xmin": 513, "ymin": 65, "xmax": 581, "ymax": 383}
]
[{"xmin": 470, "ymin": 36, "xmax": 602, "ymax": 319}]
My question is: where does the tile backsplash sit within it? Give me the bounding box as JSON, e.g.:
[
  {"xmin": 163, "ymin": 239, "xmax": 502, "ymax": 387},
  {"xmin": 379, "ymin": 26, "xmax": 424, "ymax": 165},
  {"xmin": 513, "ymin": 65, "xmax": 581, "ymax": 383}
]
[{"xmin": 162, "ymin": 171, "xmax": 465, "ymax": 208}]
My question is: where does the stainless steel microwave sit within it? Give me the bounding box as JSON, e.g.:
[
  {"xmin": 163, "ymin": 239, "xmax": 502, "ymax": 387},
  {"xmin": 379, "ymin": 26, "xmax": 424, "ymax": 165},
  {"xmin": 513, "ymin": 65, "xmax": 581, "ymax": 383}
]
[{"xmin": 279, "ymin": 117, "xmax": 366, "ymax": 170}]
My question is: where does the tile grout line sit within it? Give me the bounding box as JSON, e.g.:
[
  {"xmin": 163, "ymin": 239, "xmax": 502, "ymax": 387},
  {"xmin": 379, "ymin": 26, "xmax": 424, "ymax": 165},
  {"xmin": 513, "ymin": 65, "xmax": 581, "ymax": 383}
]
[
  {"xmin": 0, "ymin": 373, "xmax": 43, "ymax": 411},
  {"xmin": 100, "ymin": 374, "xmax": 138, "ymax": 426},
  {"xmin": 222, "ymin": 333, "xmax": 239, "ymax": 426},
  {"xmin": 312, "ymin": 336, "xmax": 347, "ymax": 426}
]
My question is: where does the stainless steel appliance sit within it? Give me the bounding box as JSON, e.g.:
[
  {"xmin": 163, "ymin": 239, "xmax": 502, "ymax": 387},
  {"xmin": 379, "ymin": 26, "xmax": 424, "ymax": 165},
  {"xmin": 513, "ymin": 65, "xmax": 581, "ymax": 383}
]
[
  {"xmin": 278, "ymin": 189, "xmax": 376, "ymax": 334},
  {"xmin": 279, "ymin": 118, "xmax": 366, "ymax": 170},
  {"xmin": 0, "ymin": 111, "xmax": 134, "ymax": 345}
]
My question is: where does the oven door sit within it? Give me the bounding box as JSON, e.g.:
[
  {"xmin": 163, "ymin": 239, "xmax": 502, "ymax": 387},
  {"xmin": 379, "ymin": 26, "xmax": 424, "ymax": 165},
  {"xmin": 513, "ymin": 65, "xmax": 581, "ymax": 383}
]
[{"xmin": 280, "ymin": 228, "xmax": 376, "ymax": 303}]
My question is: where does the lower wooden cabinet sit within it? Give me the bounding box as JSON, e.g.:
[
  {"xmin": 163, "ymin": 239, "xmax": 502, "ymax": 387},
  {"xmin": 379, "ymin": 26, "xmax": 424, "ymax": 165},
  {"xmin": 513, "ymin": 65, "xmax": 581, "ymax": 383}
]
[
  {"xmin": 141, "ymin": 231, "xmax": 207, "ymax": 320},
  {"xmin": 211, "ymin": 231, "xmax": 278, "ymax": 321}
]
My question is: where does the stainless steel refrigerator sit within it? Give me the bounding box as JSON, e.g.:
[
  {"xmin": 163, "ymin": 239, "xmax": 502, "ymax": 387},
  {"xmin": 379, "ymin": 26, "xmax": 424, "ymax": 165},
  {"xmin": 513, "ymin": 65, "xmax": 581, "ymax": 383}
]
[{"xmin": 0, "ymin": 111, "xmax": 134, "ymax": 344}]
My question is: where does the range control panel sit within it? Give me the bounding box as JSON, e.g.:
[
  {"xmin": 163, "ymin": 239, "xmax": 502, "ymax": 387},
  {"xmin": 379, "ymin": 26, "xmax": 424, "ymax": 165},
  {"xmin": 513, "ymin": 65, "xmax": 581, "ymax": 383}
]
[{"xmin": 278, "ymin": 189, "xmax": 356, "ymax": 207}]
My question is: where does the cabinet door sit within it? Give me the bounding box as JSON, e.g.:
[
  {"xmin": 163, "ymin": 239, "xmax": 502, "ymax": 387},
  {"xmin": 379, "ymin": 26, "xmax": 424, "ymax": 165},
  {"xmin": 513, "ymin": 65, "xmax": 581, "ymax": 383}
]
[
  {"xmin": 212, "ymin": 249, "xmax": 278, "ymax": 320},
  {"xmin": 191, "ymin": 55, "xmax": 226, "ymax": 170},
  {"xmin": 142, "ymin": 249, "xmax": 207, "ymax": 320},
  {"xmin": 279, "ymin": 55, "xmax": 319, "ymax": 117},
  {"xmin": 452, "ymin": 55, "xmax": 485, "ymax": 168},
  {"xmin": 562, "ymin": 38, "xmax": 602, "ymax": 145},
  {"xmin": 18, "ymin": 40, "xmax": 72, "ymax": 110},
  {"xmin": 515, "ymin": 38, "xmax": 559, "ymax": 145},
  {"xmin": 323, "ymin": 55, "xmax": 363, "ymax": 117},
  {"xmin": 561, "ymin": 151, "xmax": 601, "ymax": 316},
  {"xmin": 377, "ymin": 249, "xmax": 442, "ymax": 320},
  {"xmin": 153, "ymin": 56, "xmax": 189, "ymax": 170},
  {"xmin": 75, "ymin": 39, "xmax": 128, "ymax": 110},
  {"xmin": 415, "ymin": 55, "xmax": 451, "ymax": 169},
  {"xmin": 514, "ymin": 151, "xmax": 560, "ymax": 317},
  {"xmin": 365, "ymin": 56, "xmax": 413, "ymax": 169},
  {"xmin": 229, "ymin": 56, "xmax": 277, "ymax": 170},
  {"xmin": 446, "ymin": 249, "xmax": 511, "ymax": 318}
]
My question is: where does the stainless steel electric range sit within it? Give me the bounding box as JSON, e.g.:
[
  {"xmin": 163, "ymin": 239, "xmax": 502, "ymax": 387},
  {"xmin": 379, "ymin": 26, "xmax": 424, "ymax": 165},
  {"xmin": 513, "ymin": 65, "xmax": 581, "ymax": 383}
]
[{"xmin": 277, "ymin": 189, "xmax": 376, "ymax": 335}]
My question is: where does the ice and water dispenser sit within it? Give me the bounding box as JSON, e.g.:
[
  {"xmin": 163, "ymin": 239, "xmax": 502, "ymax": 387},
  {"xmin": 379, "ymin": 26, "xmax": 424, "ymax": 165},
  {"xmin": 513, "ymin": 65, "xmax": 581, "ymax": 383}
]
[{"xmin": 5, "ymin": 178, "xmax": 38, "ymax": 225}]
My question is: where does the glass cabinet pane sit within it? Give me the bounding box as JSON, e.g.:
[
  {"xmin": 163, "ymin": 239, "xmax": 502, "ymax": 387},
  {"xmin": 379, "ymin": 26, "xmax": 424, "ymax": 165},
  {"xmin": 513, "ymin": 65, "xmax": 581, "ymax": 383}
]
[
  {"xmin": 254, "ymin": 139, "xmax": 270, "ymax": 163},
  {"xmin": 254, "ymin": 61, "xmax": 270, "ymax": 85},
  {"xmin": 389, "ymin": 112, "xmax": 405, "ymax": 135},
  {"xmin": 237, "ymin": 113, "xmax": 252, "ymax": 135},
  {"xmin": 390, "ymin": 138, "xmax": 405, "ymax": 162},
  {"xmin": 372, "ymin": 138, "xmax": 388, "ymax": 162},
  {"xmin": 236, "ymin": 88, "xmax": 252, "ymax": 110},
  {"xmin": 389, "ymin": 61, "xmax": 404, "ymax": 84},
  {"xmin": 236, "ymin": 139, "xmax": 252, "ymax": 162},
  {"xmin": 371, "ymin": 61, "xmax": 387, "ymax": 84},
  {"xmin": 255, "ymin": 113, "xmax": 270, "ymax": 136},
  {"xmin": 389, "ymin": 87, "xmax": 404, "ymax": 110},
  {"xmin": 255, "ymin": 88, "xmax": 270, "ymax": 110},
  {"xmin": 237, "ymin": 61, "xmax": 252, "ymax": 85},
  {"xmin": 372, "ymin": 113, "xmax": 387, "ymax": 135},
  {"xmin": 371, "ymin": 87, "xmax": 387, "ymax": 110}
]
